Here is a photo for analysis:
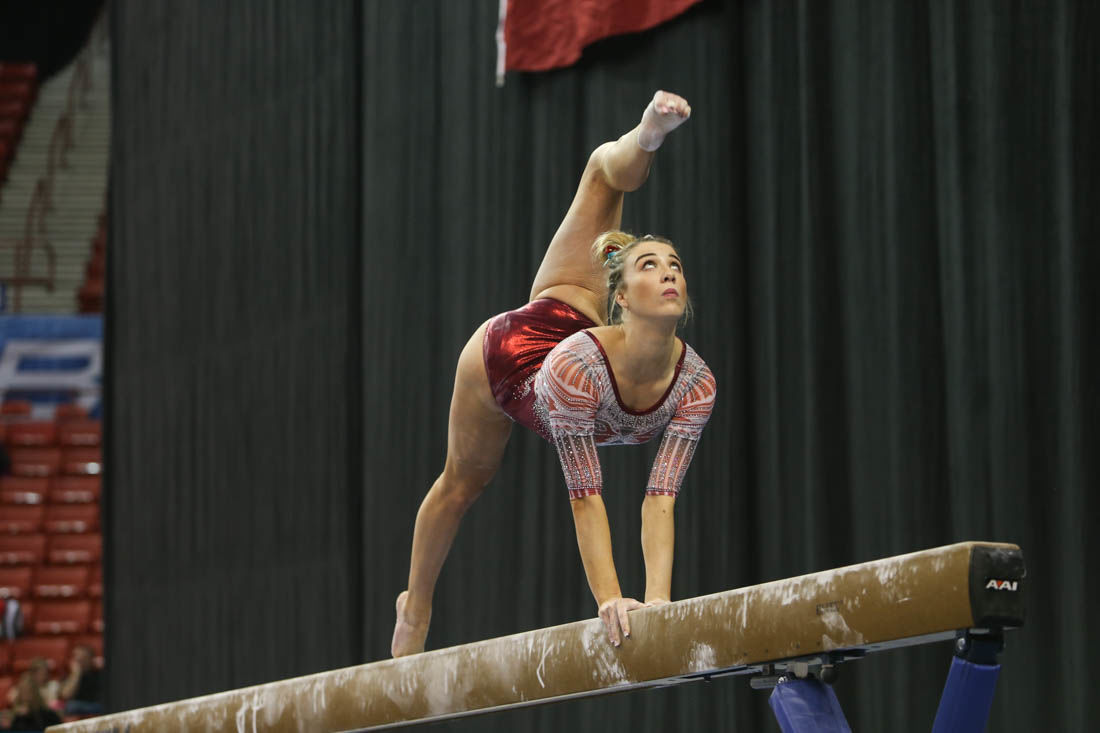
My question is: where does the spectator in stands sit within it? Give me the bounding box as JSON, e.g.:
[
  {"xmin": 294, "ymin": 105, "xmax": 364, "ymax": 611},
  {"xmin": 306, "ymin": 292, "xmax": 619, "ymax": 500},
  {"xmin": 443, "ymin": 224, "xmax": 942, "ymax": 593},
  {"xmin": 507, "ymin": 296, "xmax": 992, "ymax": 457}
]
[
  {"xmin": 7, "ymin": 671, "xmax": 62, "ymax": 731},
  {"xmin": 59, "ymin": 644, "xmax": 102, "ymax": 715},
  {"xmin": 5, "ymin": 658, "xmax": 58, "ymax": 709}
]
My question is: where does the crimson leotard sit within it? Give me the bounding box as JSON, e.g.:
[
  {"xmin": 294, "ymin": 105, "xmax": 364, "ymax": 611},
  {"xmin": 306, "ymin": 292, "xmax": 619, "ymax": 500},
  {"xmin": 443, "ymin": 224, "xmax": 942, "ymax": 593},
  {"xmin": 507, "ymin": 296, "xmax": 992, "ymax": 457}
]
[{"xmin": 483, "ymin": 298, "xmax": 597, "ymax": 439}]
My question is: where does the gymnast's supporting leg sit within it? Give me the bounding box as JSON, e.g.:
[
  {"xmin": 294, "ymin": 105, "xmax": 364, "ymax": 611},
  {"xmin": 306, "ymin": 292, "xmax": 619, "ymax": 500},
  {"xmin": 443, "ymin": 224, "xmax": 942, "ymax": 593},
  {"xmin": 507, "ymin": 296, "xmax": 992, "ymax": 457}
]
[
  {"xmin": 392, "ymin": 320, "xmax": 512, "ymax": 658},
  {"xmin": 393, "ymin": 92, "xmax": 691, "ymax": 658}
]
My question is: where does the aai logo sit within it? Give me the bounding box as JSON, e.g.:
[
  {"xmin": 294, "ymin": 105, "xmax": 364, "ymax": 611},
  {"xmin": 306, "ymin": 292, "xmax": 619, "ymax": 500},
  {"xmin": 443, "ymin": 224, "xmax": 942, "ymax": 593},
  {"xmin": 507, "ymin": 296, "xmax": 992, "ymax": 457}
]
[{"xmin": 985, "ymin": 579, "xmax": 1018, "ymax": 592}]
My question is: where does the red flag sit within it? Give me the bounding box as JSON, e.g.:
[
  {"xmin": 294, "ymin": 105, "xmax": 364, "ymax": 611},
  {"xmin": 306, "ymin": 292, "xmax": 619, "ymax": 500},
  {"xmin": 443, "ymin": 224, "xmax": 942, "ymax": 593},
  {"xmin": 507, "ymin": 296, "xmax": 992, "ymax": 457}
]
[{"xmin": 497, "ymin": 0, "xmax": 703, "ymax": 80}]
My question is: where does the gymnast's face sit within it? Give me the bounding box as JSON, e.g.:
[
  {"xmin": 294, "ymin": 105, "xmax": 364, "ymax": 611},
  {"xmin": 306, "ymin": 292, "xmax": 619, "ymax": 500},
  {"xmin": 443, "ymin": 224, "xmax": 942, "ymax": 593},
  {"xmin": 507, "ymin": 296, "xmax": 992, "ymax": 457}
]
[{"xmin": 616, "ymin": 242, "xmax": 687, "ymax": 322}]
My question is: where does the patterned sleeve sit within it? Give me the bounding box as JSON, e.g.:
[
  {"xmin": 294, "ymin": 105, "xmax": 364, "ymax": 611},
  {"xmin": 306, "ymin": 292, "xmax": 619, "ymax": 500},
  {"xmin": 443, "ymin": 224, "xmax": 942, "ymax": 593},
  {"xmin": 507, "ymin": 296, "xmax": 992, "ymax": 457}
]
[
  {"xmin": 646, "ymin": 364, "xmax": 717, "ymax": 496},
  {"xmin": 540, "ymin": 343, "xmax": 604, "ymax": 499}
]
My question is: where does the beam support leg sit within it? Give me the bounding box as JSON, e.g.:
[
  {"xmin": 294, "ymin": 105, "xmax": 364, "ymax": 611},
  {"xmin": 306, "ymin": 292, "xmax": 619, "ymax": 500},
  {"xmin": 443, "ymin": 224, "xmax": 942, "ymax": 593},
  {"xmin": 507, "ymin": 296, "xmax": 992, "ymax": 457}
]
[
  {"xmin": 931, "ymin": 630, "xmax": 1004, "ymax": 732},
  {"xmin": 768, "ymin": 678, "xmax": 851, "ymax": 733}
]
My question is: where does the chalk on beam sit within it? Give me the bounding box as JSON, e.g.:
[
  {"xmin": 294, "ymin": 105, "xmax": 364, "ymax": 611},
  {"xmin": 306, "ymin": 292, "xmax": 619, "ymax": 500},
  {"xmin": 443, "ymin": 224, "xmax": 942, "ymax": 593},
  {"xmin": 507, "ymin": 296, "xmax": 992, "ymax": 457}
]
[{"xmin": 49, "ymin": 540, "xmax": 1024, "ymax": 732}]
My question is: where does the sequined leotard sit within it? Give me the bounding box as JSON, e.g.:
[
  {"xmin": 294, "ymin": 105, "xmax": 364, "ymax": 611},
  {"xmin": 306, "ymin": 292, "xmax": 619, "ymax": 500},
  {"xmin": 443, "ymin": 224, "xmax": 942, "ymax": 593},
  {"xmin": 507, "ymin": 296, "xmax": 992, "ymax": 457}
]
[
  {"xmin": 482, "ymin": 297, "xmax": 715, "ymax": 499},
  {"xmin": 533, "ymin": 331, "xmax": 715, "ymax": 499}
]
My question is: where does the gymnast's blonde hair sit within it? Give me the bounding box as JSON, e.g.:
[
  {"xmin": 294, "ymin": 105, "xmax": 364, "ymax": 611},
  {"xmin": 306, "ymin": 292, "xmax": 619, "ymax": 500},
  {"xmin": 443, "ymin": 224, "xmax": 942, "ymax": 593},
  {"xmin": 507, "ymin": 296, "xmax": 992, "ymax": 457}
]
[{"xmin": 591, "ymin": 230, "xmax": 694, "ymax": 327}]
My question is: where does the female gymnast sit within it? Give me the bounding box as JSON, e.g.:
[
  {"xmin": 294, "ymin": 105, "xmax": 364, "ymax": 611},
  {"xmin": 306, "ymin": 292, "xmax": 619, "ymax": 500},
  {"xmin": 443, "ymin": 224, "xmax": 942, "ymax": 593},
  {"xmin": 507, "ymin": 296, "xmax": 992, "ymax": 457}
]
[{"xmin": 392, "ymin": 91, "xmax": 716, "ymax": 657}]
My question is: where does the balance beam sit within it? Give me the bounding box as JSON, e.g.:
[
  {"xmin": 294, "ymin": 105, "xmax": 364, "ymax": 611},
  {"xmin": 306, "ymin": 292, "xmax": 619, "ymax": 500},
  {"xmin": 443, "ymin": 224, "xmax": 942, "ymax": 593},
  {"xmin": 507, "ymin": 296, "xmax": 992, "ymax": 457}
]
[{"xmin": 50, "ymin": 541, "xmax": 1024, "ymax": 733}]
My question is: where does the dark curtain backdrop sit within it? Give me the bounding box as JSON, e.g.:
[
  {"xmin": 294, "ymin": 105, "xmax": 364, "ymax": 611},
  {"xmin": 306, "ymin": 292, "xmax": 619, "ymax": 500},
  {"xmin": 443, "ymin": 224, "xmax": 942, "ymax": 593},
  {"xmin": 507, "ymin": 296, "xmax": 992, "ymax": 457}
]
[
  {"xmin": 107, "ymin": 0, "xmax": 362, "ymax": 711},
  {"xmin": 110, "ymin": 0, "xmax": 1096, "ymax": 731}
]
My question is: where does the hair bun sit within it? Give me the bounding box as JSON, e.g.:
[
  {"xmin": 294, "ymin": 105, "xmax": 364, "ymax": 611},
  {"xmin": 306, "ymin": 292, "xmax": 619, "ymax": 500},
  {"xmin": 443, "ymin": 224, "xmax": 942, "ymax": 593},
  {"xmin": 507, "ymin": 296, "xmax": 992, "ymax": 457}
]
[{"xmin": 591, "ymin": 230, "xmax": 637, "ymax": 267}]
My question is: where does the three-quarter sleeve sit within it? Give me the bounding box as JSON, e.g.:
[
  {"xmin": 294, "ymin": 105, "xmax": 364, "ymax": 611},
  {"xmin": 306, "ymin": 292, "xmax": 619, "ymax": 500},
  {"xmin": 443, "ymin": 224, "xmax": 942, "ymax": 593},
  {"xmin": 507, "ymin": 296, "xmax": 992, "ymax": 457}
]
[
  {"xmin": 539, "ymin": 345, "xmax": 604, "ymax": 499},
  {"xmin": 646, "ymin": 365, "xmax": 717, "ymax": 496}
]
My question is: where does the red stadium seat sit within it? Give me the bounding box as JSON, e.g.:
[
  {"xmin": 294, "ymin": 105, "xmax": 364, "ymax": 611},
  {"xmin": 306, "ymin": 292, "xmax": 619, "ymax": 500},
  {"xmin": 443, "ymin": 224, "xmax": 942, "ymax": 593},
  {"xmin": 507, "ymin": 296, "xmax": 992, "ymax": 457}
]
[
  {"xmin": 0, "ymin": 94, "xmax": 26, "ymax": 109},
  {"xmin": 10, "ymin": 448, "xmax": 61, "ymax": 477},
  {"xmin": 0, "ymin": 477, "xmax": 48, "ymax": 504},
  {"xmin": 0, "ymin": 567, "xmax": 32, "ymax": 599},
  {"xmin": 0, "ymin": 534, "xmax": 46, "ymax": 565},
  {"xmin": 78, "ymin": 279, "xmax": 104, "ymax": 313},
  {"xmin": 32, "ymin": 600, "xmax": 91, "ymax": 634},
  {"xmin": 87, "ymin": 565, "xmax": 101, "ymax": 598},
  {"xmin": 85, "ymin": 256, "xmax": 105, "ymax": 280},
  {"xmin": 20, "ymin": 600, "xmax": 34, "ymax": 629},
  {"xmin": 33, "ymin": 566, "xmax": 89, "ymax": 599},
  {"xmin": 47, "ymin": 534, "xmax": 100, "ymax": 564},
  {"xmin": 0, "ymin": 401, "xmax": 32, "ymax": 416},
  {"xmin": 44, "ymin": 505, "xmax": 98, "ymax": 534},
  {"xmin": 0, "ymin": 64, "xmax": 36, "ymax": 83},
  {"xmin": 53, "ymin": 404, "xmax": 89, "ymax": 422},
  {"xmin": 0, "ymin": 81, "xmax": 34, "ymax": 101},
  {"xmin": 91, "ymin": 599, "xmax": 102, "ymax": 633},
  {"xmin": 47, "ymin": 476, "xmax": 100, "ymax": 504},
  {"xmin": 5, "ymin": 421, "xmax": 57, "ymax": 447},
  {"xmin": 0, "ymin": 99, "xmax": 29, "ymax": 124},
  {"xmin": 0, "ymin": 505, "xmax": 45, "ymax": 534},
  {"xmin": 60, "ymin": 448, "xmax": 101, "ymax": 476},
  {"xmin": 0, "ymin": 675, "xmax": 11, "ymax": 700},
  {"xmin": 0, "ymin": 118, "xmax": 17, "ymax": 142},
  {"xmin": 12, "ymin": 637, "xmax": 69, "ymax": 675},
  {"xmin": 56, "ymin": 420, "xmax": 100, "ymax": 448}
]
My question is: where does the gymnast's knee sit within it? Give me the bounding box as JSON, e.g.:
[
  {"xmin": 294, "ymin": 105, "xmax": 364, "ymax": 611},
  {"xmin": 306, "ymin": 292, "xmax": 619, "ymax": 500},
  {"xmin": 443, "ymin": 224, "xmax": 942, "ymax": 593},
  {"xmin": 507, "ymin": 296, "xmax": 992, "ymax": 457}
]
[{"xmin": 434, "ymin": 465, "xmax": 492, "ymax": 511}]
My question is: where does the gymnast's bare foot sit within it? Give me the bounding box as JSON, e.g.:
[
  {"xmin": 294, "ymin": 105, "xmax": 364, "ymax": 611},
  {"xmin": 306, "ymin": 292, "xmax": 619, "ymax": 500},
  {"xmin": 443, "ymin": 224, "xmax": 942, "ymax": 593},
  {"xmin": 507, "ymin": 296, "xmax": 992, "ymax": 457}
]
[
  {"xmin": 637, "ymin": 90, "xmax": 692, "ymax": 151},
  {"xmin": 391, "ymin": 591, "xmax": 431, "ymax": 657}
]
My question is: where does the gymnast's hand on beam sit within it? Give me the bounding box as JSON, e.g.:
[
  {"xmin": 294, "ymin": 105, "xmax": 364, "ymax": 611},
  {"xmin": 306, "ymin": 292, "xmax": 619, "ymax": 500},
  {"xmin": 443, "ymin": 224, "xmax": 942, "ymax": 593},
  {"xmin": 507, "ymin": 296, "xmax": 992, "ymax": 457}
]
[{"xmin": 598, "ymin": 596, "xmax": 647, "ymax": 647}]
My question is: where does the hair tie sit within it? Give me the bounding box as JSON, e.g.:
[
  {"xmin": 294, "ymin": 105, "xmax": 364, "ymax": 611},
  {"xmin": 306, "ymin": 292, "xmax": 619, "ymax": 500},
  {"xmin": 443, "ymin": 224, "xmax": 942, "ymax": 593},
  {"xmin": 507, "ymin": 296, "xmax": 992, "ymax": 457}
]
[{"xmin": 604, "ymin": 246, "xmax": 620, "ymax": 261}]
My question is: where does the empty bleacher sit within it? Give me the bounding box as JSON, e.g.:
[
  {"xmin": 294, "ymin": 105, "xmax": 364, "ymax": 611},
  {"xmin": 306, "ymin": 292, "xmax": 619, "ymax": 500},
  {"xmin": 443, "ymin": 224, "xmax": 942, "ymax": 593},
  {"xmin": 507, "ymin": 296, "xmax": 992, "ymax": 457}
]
[
  {"xmin": 0, "ymin": 402, "xmax": 103, "ymax": 711},
  {"xmin": 0, "ymin": 63, "xmax": 38, "ymax": 194}
]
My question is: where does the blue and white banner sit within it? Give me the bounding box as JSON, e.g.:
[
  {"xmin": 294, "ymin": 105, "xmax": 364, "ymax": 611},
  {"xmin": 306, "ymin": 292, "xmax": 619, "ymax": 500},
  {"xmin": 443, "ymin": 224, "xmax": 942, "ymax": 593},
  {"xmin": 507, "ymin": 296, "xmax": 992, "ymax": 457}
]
[{"xmin": 0, "ymin": 315, "xmax": 103, "ymax": 418}]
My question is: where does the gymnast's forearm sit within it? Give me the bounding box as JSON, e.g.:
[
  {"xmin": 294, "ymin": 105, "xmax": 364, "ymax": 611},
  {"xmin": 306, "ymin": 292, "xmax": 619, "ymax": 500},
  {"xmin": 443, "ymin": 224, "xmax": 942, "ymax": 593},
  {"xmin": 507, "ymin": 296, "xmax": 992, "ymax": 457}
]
[
  {"xmin": 570, "ymin": 494, "xmax": 623, "ymax": 605},
  {"xmin": 641, "ymin": 494, "xmax": 675, "ymax": 602}
]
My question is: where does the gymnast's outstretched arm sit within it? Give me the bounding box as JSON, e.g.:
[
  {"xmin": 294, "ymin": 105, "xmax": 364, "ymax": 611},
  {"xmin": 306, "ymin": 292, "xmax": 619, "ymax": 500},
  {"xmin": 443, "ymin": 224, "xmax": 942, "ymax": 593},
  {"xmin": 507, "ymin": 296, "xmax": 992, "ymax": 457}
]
[
  {"xmin": 570, "ymin": 494, "xmax": 645, "ymax": 646},
  {"xmin": 641, "ymin": 369, "xmax": 717, "ymax": 606}
]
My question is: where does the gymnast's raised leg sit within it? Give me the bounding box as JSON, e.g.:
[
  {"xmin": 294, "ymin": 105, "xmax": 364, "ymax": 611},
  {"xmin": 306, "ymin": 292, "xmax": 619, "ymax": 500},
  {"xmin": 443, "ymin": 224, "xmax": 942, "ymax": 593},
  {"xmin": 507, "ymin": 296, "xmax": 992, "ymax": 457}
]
[{"xmin": 392, "ymin": 91, "xmax": 692, "ymax": 658}]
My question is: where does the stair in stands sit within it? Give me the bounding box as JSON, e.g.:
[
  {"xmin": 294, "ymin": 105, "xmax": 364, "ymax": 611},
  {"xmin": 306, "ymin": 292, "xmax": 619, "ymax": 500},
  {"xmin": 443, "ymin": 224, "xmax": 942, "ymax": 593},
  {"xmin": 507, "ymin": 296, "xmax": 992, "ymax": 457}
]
[{"xmin": 0, "ymin": 26, "xmax": 109, "ymax": 313}]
